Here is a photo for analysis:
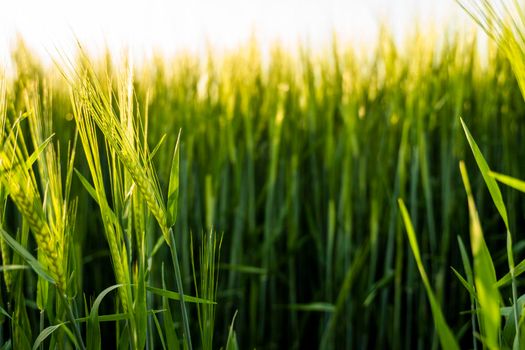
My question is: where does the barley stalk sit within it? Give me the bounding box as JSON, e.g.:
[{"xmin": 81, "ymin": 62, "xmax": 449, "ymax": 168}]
[
  {"xmin": 0, "ymin": 150, "xmax": 66, "ymax": 290},
  {"xmin": 71, "ymin": 93, "xmax": 132, "ymax": 313}
]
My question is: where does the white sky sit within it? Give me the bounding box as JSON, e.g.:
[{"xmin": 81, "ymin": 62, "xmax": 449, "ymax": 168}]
[{"xmin": 0, "ymin": 0, "xmax": 474, "ymax": 66}]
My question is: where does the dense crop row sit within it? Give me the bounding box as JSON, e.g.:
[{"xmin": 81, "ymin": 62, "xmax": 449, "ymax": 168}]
[{"xmin": 1, "ymin": 26, "xmax": 525, "ymax": 348}]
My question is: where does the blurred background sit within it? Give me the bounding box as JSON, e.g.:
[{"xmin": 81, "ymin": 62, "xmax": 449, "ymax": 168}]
[{"xmin": 1, "ymin": 0, "xmax": 472, "ymax": 66}]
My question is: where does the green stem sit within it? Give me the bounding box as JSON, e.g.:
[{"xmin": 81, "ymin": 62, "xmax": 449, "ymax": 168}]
[{"xmin": 169, "ymin": 227, "xmax": 192, "ymax": 350}]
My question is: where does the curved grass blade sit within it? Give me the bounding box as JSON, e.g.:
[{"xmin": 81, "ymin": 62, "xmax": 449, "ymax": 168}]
[
  {"xmin": 87, "ymin": 284, "xmax": 123, "ymax": 350},
  {"xmin": 0, "ymin": 227, "xmax": 54, "ymax": 284},
  {"xmin": 225, "ymin": 311, "xmax": 238, "ymax": 350},
  {"xmin": 398, "ymin": 199, "xmax": 460, "ymax": 350},
  {"xmin": 460, "ymin": 118, "xmax": 509, "ymax": 230},
  {"xmin": 459, "ymin": 162, "xmax": 501, "ymax": 350},
  {"xmin": 32, "ymin": 323, "xmax": 66, "ymax": 350},
  {"xmin": 461, "ymin": 119, "xmax": 518, "ymax": 346}
]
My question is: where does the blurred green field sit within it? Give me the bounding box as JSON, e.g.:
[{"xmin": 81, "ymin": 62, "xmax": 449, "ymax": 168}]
[{"xmin": 1, "ymin": 24, "xmax": 525, "ymax": 349}]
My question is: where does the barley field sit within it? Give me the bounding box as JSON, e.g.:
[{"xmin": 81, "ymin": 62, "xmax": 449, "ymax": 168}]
[{"xmin": 2, "ymin": 1, "xmax": 525, "ymax": 349}]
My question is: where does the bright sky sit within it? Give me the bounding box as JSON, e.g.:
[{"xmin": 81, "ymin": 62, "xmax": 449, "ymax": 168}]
[{"xmin": 0, "ymin": 0, "xmax": 473, "ymax": 66}]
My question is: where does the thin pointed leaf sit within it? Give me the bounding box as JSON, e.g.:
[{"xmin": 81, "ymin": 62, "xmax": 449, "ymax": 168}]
[
  {"xmin": 167, "ymin": 130, "xmax": 181, "ymax": 227},
  {"xmin": 225, "ymin": 311, "xmax": 238, "ymax": 350},
  {"xmin": 32, "ymin": 323, "xmax": 65, "ymax": 350},
  {"xmin": 74, "ymin": 169, "xmax": 99, "ymax": 205},
  {"xmin": 151, "ymin": 312, "xmax": 167, "ymax": 350},
  {"xmin": 491, "ymin": 171, "xmax": 525, "ymax": 193},
  {"xmin": 497, "ymin": 258, "xmax": 525, "ymax": 287},
  {"xmin": 0, "ymin": 227, "xmax": 54, "ymax": 283},
  {"xmin": 87, "ymin": 284, "xmax": 123, "ymax": 350},
  {"xmin": 457, "ymin": 236, "xmax": 474, "ymax": 287},
  {"xmin": 26, "ymin": 134, "xmax": 54, "ymax": 171},
  {"xmin": 451, "ymin": 267, "xmax": 477, "ymax": 300},
  {"xmin": 398, "ymin": 199, "xmax": 460, "ymax": 350},
  {"xmin": 459, "ymin": 162, "xmax": 501, "ymax": 350},
  {"xmin": 0, "ymin": 305, "xmax": 11, "ymax": 320},
  {"xmin": 461, "ymin": 118, "xmax": 509, "ymax": 231},
  {"xmin": 149, "ymin": 134, "xmax": 167, "ymax": 161}
]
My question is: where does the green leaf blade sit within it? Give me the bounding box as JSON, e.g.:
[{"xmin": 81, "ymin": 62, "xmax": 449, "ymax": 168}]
[
  {"xmin": 398, "ymin": 199, "xmax": 460, "ymax": 350},
  {"xmin": 460, "ymin": 118, "xmax": 509, "ymax": 231},
  {"xmin": 167, "ymin": 130, "xmax": 181, "ymax": 228}
]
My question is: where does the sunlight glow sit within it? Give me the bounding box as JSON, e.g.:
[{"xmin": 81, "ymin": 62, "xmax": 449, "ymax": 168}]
[{"xmin": 0, "ymin": 0, "xmax": 471, "ymax": 65}]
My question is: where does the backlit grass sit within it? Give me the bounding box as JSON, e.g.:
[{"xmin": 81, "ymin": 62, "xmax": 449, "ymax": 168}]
[{"xmin": 2, "ymin": 14, "xmax": 525, "ymax": 348}]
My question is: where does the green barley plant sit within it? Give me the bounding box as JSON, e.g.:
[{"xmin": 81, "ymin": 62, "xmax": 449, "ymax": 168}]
[
  {"xmin": 399, "ymin": 118, "xmax": 525, "ymax": 349},
  {"xmin": 68, "ymin": 52, "xmax": 195, "ymax": 349},
  {"xmin": 0, "ymin": 95, "xmax": 67, "ymax": 292},
  {"xmin": 191, "ymin": 230, "xmax": 222, "ymax": 350},
  {"xmin": 397, "ymin": 2, "xmax": 525, "ymax": 349},
  {"xmin": 0, "ymin": 46, "xmax": 224, "ymax": 349},
  {"xmin": 5, "ymin": 19, "xmax": 525, "ymax": 348},
  {"xmin": 0, "ymin": 71, "xmax": 84, "ymax": 347}
]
